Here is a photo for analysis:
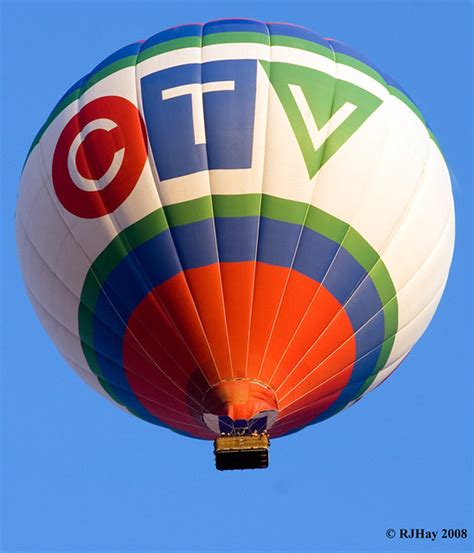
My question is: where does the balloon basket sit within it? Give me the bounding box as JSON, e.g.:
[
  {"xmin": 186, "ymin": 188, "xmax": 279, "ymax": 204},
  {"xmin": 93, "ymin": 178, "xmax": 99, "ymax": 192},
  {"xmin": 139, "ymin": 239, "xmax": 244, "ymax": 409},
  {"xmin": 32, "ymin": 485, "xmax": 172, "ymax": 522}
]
[{"xmin": 214, "ymin": 433, "xmax": 270, "ymax": 471}]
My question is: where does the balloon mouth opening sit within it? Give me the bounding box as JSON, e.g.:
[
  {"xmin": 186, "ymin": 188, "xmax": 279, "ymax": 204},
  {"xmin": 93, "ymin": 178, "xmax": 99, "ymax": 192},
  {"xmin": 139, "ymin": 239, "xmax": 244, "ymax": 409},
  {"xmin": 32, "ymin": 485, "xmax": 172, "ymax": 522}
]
[{"xmin": 201, "ymin": 378, "xmax": 279, "ymax": 435}]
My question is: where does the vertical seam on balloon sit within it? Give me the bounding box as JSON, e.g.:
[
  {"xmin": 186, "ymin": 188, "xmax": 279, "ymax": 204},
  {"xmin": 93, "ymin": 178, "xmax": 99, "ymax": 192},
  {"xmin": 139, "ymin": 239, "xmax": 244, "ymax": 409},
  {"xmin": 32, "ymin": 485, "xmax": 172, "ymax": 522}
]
[
  {"xmin": 261, "ymin": 36, "xmax": 340, "ymax": 386},
  {"xmin": 133, "ymin": 33, "xmax": 224, "ymax": 389},
  {"xmin": 275, "ymin": 207, "xmax": 453, "ymax": 411},
  {"xmin": 73, "ymin": 65, "xmax": 213, "ymax": 417},
  {"xmin": 244, "ymin": 24, "xmax": 272, "ymax": 379},
  {"xmin": 17, "ymin": 215, "xmax": 207, "ymax": 420},
  {"xmin": 201, "ymin": 22, "xmax": 235, "ymax": 381},
  {"xmin": 273, "ymin": 274, "xmax": 450, "ymax": 429}
]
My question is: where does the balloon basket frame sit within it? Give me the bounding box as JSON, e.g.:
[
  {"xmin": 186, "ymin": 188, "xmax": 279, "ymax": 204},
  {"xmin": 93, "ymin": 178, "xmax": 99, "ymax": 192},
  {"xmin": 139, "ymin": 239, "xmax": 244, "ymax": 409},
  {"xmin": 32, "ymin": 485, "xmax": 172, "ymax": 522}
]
[{"xmin": 214, "ymin": 433, "xmax": 270, "ymax": 471}]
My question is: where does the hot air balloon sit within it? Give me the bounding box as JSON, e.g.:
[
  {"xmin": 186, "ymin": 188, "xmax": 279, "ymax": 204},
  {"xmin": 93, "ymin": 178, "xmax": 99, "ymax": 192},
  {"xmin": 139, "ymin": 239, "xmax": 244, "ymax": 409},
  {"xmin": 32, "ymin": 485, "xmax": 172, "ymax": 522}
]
[{"xmin": 16, "ymin": 19, "xmax": 455, "ymax": 470}]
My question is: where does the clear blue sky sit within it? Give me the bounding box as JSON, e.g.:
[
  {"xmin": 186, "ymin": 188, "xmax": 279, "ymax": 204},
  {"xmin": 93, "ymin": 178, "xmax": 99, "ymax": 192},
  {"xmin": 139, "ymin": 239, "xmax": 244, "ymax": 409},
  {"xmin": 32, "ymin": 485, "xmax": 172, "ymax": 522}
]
[{"xmin": 1, "ymin": 1, "xmax": 472, "ymax": 552}]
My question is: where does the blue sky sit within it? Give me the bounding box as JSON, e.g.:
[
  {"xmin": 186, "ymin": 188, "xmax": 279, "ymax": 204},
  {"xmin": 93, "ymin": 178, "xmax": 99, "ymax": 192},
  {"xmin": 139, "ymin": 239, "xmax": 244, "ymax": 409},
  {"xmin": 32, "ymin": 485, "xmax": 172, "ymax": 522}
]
[{"xmin": 1, "ymin": 1, "xmax": 472, "ymax": 552}]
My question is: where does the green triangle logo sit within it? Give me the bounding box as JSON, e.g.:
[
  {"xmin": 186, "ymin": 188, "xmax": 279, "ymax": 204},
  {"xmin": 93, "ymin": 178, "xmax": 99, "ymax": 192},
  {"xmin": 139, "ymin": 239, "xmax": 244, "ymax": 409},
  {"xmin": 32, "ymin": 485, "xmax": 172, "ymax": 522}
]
[{"xmin": 261, "ymin": 61, "xmax": 383, "ymax": 178}]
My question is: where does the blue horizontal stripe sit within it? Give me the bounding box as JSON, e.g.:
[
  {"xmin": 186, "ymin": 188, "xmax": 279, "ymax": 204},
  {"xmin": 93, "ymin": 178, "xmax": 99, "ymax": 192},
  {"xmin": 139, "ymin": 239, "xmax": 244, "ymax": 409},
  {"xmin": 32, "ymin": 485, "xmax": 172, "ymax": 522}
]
[
  {"xmin": 257, "ymin": 218, "xmax": 302, "ymax": 267},
  {"xmin": 204, "ymin": 19, "xmax": 270, "ymax": 35},
  {"xmin": 170, "ymin": 219, "xmax": 218, "ymax": 269},
  {"xmin": 215, "ymin": 217, "xmax": 258, "ymax": 262}
]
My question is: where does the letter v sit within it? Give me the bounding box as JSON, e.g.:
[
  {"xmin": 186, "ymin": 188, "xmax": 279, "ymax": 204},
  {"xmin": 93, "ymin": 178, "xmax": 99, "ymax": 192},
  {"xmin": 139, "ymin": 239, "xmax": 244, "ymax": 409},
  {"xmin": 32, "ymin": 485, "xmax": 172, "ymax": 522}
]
[{"xmin": 288, "ymin": 84, "xmax": 357, "ymax": 152}]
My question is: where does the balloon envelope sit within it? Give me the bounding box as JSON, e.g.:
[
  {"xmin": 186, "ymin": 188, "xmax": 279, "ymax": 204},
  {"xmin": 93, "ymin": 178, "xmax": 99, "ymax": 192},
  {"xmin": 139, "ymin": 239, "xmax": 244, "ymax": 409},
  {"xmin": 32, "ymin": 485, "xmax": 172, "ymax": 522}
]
[{"xmin": 17, "ymin": 20, "xmax": 455, "ymax": 440}]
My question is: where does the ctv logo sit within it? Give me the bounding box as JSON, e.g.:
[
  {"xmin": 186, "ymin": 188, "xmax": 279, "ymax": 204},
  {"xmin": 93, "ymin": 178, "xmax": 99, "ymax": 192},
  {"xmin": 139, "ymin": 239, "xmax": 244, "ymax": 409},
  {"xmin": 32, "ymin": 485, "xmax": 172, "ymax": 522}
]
[
  {"xmin": 141, "ymin": 59, "xmax": 381, "ymax": 181},
  {"xmin": 52, "ymin": 58, "xmax": 382, "ymax": 219}
]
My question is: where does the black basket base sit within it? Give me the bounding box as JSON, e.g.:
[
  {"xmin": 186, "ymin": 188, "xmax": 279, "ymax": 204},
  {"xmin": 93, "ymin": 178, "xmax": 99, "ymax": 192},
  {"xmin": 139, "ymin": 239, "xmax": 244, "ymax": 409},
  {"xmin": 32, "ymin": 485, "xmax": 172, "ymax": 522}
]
[{"xmin": 215, "ymin": 448, "xmax": 269, "ymax": 471}]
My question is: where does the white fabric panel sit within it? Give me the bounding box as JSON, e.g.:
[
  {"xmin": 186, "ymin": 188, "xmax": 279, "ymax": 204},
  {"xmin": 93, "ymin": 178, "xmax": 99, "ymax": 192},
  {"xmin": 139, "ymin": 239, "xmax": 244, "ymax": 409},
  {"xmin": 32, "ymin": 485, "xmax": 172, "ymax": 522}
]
[
  {"xmin": 387, "ymin": 285, "xmax": 447, "ymax": 368},
  {"xmin": 138, "ymin": 47, "xmax": 202, "ymax": 76},
  {"xmin": 382, "ymin": 145, "xmax": 453, "ymax": 291},
  {"xmin": 16, "ymin": 147, "xmax": 44, "ymax": 223},
  {"xmin": 203, "ymin": 43, "xmax": 270, "ymax": 64},
  {"xmin": 342, "ymin": 96, "xmax": 431, "ymax": 252},
  {"xmin": 19, "ymin": 184, "xmax": 70, "ymax": 271},
  {"xmin": 52, "ymin": 232, "xmax": 93, "ymax": 299},
  {"xmin": 17, "ymin": 223, "xmax": 80, "ymax": 338},
  {"xmin": 394, "ymin": 211, "xmax": 454, "ymax": 330},
  {"xmin": 17, "ymin": 219, "xmax": 56, "ymax": 320}
]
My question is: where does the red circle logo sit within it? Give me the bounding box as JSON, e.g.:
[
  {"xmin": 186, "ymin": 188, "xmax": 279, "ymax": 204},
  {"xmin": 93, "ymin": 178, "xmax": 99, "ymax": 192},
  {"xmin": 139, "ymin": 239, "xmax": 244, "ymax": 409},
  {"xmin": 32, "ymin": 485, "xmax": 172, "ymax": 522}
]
[{"xmin": 52, "ymin": 96, "xmax": 148, "ymax": 218}]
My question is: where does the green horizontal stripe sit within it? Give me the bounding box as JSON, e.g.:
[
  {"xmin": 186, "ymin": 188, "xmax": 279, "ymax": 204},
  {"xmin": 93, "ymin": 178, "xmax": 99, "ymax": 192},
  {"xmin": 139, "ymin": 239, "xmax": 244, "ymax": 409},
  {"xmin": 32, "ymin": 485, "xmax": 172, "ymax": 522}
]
[
  {"xmin": 212, "ymin": 193, "xmax": 261, "ymax": 217},
  {"xmin": 203, "ymin": 31, "xmax": 270, "ymax": 46},
  {"xmin": 164, "ymin": 195, "xmax": 213, "ymax": 226},
  {"xmin": 261, "ymin": 194, "xmax": 308, "ymax": 225}
]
